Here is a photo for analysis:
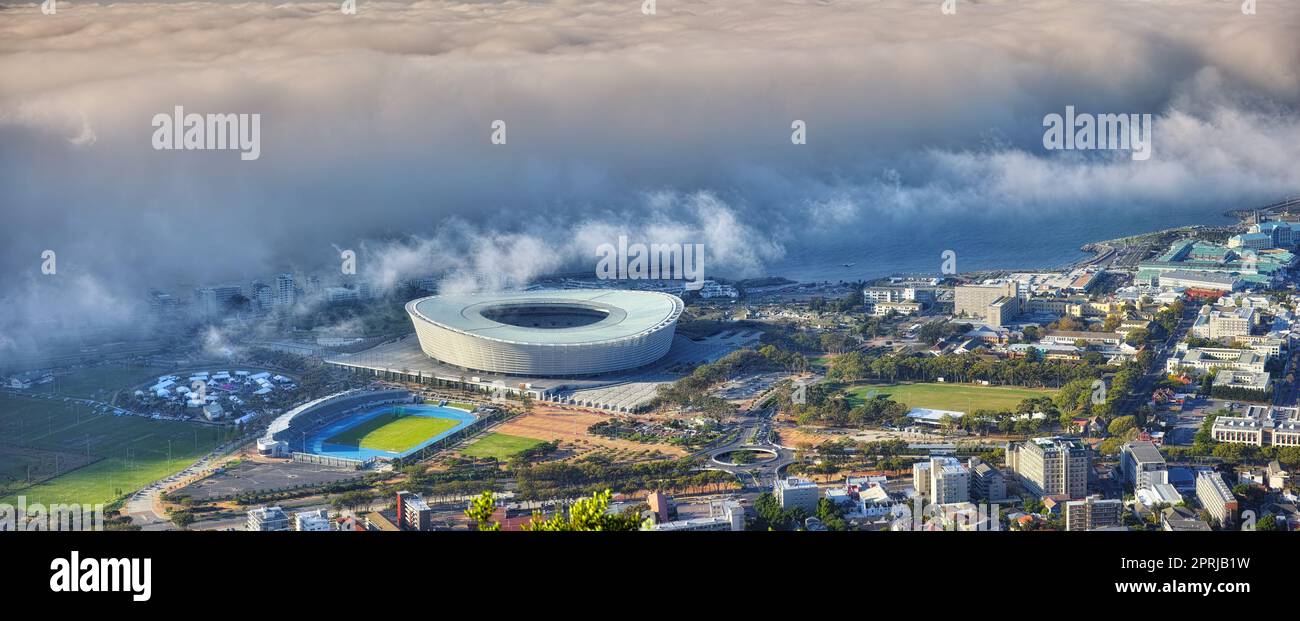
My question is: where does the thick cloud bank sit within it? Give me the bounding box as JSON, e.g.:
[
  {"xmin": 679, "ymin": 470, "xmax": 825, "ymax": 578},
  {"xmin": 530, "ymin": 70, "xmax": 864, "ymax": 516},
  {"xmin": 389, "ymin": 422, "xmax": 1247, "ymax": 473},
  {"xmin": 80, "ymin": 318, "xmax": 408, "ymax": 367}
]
[{"xmin": 1, "ymin": 0, "xmax": 1298, "ymax": 351}]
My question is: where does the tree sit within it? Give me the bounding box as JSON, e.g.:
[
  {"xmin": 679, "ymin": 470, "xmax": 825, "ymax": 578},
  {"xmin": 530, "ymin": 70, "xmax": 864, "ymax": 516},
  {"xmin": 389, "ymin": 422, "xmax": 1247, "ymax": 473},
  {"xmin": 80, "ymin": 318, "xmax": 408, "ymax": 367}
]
[
  {"xmin": 1103, "ymin": 315, "xmax": 1122, "ymax": 332},
  {"xmin": 753, "ymin": 492, "xmax": 784, "ymax": 530},
  {"xmin": 170, "ymin": 511, "xmax": 195, "ymax": 530},
  {"xmin": 1108, "ymin": 416, "xmax": 1136, "ymax": 437},
  {"xmin": 524, "ymin": 490, "xmax": 644, "ymax": 531},
  {"xmin": 465, "ymin": 490, "xmax": 501, "ymax": 531},
  {"xmin": 1054, "ymin": 315, "xmax": 1085, "ymax": 332},
  {"xmin": 1124, "ymin": 328, "xmax": 1150, "ymax": 347},
  {"xmin": 816, "ymin": 498, "xmax": 848, "ymax": 531},
  {"xmin": 337, "ymin": 490, "xmax": 375, "ymax": 513}
]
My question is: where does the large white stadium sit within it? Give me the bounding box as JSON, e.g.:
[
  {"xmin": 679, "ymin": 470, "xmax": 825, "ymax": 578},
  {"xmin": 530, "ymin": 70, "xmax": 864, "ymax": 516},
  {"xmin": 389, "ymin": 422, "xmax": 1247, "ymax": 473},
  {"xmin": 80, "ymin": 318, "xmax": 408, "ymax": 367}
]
[{"xmin": 405, "ymin": 289, "xmax": 685, "ymax": 376}]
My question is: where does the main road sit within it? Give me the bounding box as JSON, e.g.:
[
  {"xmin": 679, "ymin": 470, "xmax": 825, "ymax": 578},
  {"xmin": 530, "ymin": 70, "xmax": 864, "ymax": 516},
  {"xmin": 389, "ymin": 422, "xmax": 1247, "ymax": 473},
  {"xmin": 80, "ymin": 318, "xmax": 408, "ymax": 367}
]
[
  {"xmin": 694, "ymin": 405, "xmax": 796, "ymax": 490},
  {"xmin": 1117, "ymin": 302, "xmax": 1197, "ymax": 417}
]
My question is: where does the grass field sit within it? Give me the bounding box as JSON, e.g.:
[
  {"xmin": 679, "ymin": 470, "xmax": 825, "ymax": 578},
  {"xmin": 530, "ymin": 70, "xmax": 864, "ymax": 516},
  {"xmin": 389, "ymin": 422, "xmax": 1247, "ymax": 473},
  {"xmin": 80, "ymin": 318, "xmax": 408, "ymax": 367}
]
[
  {"xmin": 444, "ymin": 402, "xmax": 477, "ymax": 411},
  {"xmin": 0, "ymin": 392, "xmax": 226, "ymax": 507},
  {"xmin": 326, "ymin": 412, "xmax": 459, "ymax": 453},
  {"xmin": 29, "ymin": 365, "xmax": 172, "ymax": 403},
  {"xmin": 846, "ymin": 382, "xmax": 1057, "ymax": 413},
  {"xmin": 461, "ymin": 432, "xmax": 544, "ymax": 459},
  {"xmin": 808, "ymin": 355, "xmax": 836, "ymax": 370}
]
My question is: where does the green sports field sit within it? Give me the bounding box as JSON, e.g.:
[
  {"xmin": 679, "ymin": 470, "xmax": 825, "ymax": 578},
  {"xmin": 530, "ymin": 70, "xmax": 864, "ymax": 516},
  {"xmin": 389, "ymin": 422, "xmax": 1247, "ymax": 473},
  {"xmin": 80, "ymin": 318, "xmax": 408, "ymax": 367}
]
[
  {"xmin": 808, "ymin": 355, "xmax": 836, "ymax": 370},
  {"xmin": 461, "ymin": 433, "xmax": 544, "ymax": 460},
  {"xmin": 26, "ymin": 365, "xmax": 171, "ymax": 402},
  {"xmin": 0, "ymin": 390, "xmax": 227, "ymax": 507},
  {"xmin": 846, "ymin": 382, "xmax": 1057, "ymax": 413},
  {"xmin": 326, "ymin": 412, "xmax": 459, "ymax": 453}
]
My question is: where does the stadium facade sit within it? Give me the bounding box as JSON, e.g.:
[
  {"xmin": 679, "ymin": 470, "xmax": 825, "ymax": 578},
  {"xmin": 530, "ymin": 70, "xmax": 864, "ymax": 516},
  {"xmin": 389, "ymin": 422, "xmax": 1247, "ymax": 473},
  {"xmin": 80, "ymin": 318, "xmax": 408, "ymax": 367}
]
[{"xmin": 405, "ymin": 289, "xmax": 684, "ymax": 376}]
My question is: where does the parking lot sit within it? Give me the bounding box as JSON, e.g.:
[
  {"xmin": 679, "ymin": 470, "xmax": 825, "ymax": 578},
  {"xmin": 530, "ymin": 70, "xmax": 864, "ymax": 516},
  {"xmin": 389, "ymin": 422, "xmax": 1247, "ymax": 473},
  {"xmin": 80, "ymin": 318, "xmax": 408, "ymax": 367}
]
[
  {"xmin": 1162, "ymin": 397, "xmax": 1238, "ymax": 445},
  {"xmin": 174, "ymin": 459, "xmax": 363, "ymax": 501}
]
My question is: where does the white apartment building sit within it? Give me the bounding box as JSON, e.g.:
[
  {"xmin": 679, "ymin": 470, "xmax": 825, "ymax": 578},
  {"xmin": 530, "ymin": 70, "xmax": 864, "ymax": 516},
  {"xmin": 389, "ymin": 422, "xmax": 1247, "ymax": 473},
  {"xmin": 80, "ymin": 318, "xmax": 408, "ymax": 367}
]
[
  {"xmin": 1191, "ymin": 306, "xmax": 1256, "ymax": 340},
  {"xmin": 247, "ymin": 506, "xmax": 290, "ymax": 532},
  {"xmin": 775, "ymin": 477, "xmax": 821, "ymax": 514},
  {"xmin": 1064, "ymin": 495, "xmax": 1123, "ymax": 531},
  {"xmin": 294, "ymin": 509, "xmax": 332, "ymax": 531},
  {"xmin": 954, "ymin": 282, "xmax": 1019, "ymax": 319},
  {"xmin": 650, "ymin": 500, "xmax": 746, "ymax": 531},
  {"xmin": 1119, "ymin": 441, "xmax": 1166, "ymax": 491},
  {"xmin": 1008, "ymin": 437, "xmax": 1089, "ymax": 499},
  {"xmin": 1233, "ymin": 335, "xmax": 1284, "ymax": 357},
  {"xmin": 870, "ymin": 300, "xmax": 923, "ymax": 317},
  {"xmin": 1211, "ymin": 405, "xmax": 1300, "ymax": 447},
  {"xmin": 1196, "ymin": 471, "xmax": 1238, "ymax": 528},
  {"xmin": 1212, "ymin": 370, "xmax": 1271, "ymax": 394},
  {"xmin": 276, "ymin": 272, "xmax": 296, "ymax": 308},
  {"xmin": 1166, "ymin": 346, "xmax": 1267, "ymax": 375},
  {"xmin": 929, "ymin": 457, "xmax": 971, "ymax": 505},
  {"xmin": 914, "ymin": 457, "xmax": 972, "ymax": 504}
]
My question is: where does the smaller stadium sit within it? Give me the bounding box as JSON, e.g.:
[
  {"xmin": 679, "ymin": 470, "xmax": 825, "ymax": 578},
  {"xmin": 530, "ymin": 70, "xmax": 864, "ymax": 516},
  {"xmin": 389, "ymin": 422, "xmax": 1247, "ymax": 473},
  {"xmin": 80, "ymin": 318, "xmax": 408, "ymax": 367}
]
[
  {"xmin": 309, "ymin": 404, "xmax": 475, "ymax": 461},
  {"xmin": 261, "ymin": 389, "xmax": 480, "ymax": 465}
]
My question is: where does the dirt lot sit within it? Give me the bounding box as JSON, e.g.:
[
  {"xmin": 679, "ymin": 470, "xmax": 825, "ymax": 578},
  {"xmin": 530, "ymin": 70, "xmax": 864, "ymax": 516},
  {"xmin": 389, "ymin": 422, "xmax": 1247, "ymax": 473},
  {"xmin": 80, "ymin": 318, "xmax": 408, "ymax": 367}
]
[
  {"xmin": 777, "ymin": 424, "xmax": 956, "ymax": 450},
  {"xmin": 776, "ymin": 426, "xmax": 836, "ymax": 449},
  {"xmin": 492, "ymin": 405, "xmax": 685, "ymax": 458}
]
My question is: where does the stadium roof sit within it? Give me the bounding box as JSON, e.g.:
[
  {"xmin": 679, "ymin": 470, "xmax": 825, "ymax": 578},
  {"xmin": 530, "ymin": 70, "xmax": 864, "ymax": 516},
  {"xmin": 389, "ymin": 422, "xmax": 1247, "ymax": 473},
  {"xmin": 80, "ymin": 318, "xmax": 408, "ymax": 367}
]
[{"xmin": 410, "ymin": 289, "xmax": 683, "ymax": 346}]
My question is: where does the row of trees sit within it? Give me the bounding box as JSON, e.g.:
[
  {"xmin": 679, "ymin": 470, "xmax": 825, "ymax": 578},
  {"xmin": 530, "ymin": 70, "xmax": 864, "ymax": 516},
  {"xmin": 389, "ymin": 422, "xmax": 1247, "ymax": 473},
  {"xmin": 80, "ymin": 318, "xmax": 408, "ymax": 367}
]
[
  {"xmin": 655, "ymin": 345, "xmax": 807, "ymax": 412},
  {"xmin": 465, "ymin": 489, "xmax": 645, "ymax": 531},
  {"xmin": 513, "ymin": 457, "xmax": 733, "ymax": 499},
  {"xmin": 828, "ymin": 350, "xmax": 1105, "ymax": 388},
  {"xmin": 789, "ymin": 389, "xmax": 911, "ymax": 428}
]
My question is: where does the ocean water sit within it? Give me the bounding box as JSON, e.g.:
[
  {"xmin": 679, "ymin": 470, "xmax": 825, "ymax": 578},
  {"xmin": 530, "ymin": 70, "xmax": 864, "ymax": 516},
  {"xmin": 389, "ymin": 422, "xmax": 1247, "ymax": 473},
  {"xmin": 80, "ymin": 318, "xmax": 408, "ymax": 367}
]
[{"xmin": 766, "ymin": 202, "xmax": 1238, "ymax": 283}]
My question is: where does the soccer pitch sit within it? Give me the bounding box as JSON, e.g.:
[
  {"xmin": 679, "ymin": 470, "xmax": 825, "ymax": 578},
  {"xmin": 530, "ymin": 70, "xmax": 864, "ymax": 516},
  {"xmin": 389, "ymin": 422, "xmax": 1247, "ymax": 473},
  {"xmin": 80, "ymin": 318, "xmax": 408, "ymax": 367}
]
[
  {"xmin": 325, "ymin": 411, "xmax": 460, "ymax": 453},
  {"xmin": 846, "ymin": 382, "xmax": 1057, "ymax": 413},
  {"xmin": 0, "ymin": 392, "xmax": 226, "ymax": 507},
  {"xmin": 461, "ymin": 433, "xmax": 544, "ymax": 460}
]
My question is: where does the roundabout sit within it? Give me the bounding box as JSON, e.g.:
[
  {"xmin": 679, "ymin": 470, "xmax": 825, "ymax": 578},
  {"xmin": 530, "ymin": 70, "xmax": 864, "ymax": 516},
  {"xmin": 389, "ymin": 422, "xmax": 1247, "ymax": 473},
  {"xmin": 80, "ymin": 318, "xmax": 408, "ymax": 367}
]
[{"xmin": 710, "ymin": 447, "xmax": 779, "ymax": 467}]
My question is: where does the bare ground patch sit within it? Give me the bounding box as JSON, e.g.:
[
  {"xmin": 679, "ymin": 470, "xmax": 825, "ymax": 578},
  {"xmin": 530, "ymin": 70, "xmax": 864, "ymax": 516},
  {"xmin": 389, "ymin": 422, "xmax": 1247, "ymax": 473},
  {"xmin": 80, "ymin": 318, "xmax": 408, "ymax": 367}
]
[{"xmin": 490, "ymin": 405, "xmax": 685, "ymax": 460}]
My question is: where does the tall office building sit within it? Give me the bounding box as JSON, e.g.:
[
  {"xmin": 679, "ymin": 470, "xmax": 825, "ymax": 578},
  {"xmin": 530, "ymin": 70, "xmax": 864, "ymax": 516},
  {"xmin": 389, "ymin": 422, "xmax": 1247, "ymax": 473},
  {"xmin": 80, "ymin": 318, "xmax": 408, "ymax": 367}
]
[
  {"xmin": 954, "ymin": 281, "xmax": 1019, "ymax": 318},
  {"xmin": 1120, "ymin": 441, "xmax": 1167, "ymax": 491},
  {"xmin": 969, "ymin": 459, "xmax": 1006, "ymax": 502},
  {"xmin": 914, "ymin": 457, "xmax": 971, "ymax": 504},
  {"xmin": 1010, "ymin": 437, "xmax": 1089, "ymax": 499},
  {"xmin": 774, "ymin": 477, "xmax": 820, "ymax": 514},
  {"xmin": 931, "ymin": 457, "xmax": 971, "ymax": 505},
  {"xmin": 1196, "ymin": 471, "xmax": 1238, "ymax": 528},
  {"xmin": 193, "ymin": 285, "xmax": 242, "ymax": 318},
  {"xmin": 148, "ymin": 289, "xmax": 179, "ymax": 319},
  {"xmin": 250, "ymin": 280, "xmax": 274, "ymax": 313},
  {"xmin": 395, "ymin": 490, "xmax": 436, "ymax": 531},
  {"xmin": 276, "ymin": 272, "xmax": 296, "ymax": 308}
]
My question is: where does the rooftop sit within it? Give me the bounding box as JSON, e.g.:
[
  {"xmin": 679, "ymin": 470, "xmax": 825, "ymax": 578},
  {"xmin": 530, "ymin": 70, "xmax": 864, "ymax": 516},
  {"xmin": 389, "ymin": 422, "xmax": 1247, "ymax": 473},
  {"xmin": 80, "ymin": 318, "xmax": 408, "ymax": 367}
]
[
  {"xmin": 410, "ymin": 289, "xmax": 684, "ymax": 346},
  {"xmin": 1123, "ymin": 441, "xmax": 1164, "ymax": 464}
]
